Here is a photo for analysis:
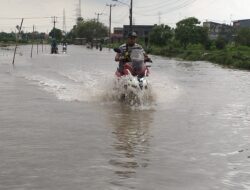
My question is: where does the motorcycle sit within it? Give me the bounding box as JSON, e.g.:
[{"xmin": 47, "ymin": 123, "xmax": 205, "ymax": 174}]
[
  {"xmin": 62, "ymin": 44, "xmax": 67, "ymax": 53},
  {"xmin": 51, "ymin": 39, "xmax": 58, "ymax": 54},
  {"xmin": 113, "ymin": 47, "xmax": 152, "ymax": 105},
  {"xmin": 51, "ymin": 45, "xmax": 58, "ymax": 54}
]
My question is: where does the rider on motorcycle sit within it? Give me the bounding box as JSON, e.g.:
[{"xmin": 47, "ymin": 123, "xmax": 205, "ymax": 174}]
[
  {"xmin": 62, "ymin": 41, "xmax": 67, "ymax": 51},
  {"xmin": 115, "ymin": 32, "xmax": 150, "ymax": 75},
  {"xmin": 51, "ymin": 38, "xmax": 58, "ymax": 54}
]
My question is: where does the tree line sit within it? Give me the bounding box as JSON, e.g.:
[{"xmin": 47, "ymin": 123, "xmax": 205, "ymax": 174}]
[
  {"xmin": 147, "ymin": 17, "xmax": 250, "ymax": 70},
  {"xmin": 1, "ymin": 16, "xmax": 250, "ymax": 49},
  {"xmin": 47, "ymin": 18, "xmax": 108, "ymax": 44},
  {"xmin": 149, "ymin": 17, "xmax": 250, "ymax": 50},
  {"xmin": 0, "ymin": 31, "xmax": 47, "ymax": 44}
]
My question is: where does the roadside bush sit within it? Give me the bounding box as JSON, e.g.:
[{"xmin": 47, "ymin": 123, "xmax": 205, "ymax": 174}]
[
  {"xmin": 237, "ymin": 45, "xmax": 250, "ymax": 52},
  {"xmin": 233, "ymin": 60, "xmax": 250, "ymax": 70},
  {"xmin": 215, "ymin": 37, "xmax": 226, "ymax": 49},
  {"xmin": 203, "ymin": 40, "xmax": 213, "ymax": 50},
  {"xmin": 235, "ymin": 28, "xmax": 250, "ymax": 46},
  {"xmin": 186, "ymin": 43, "xmax": 204, "ymax": 51}
]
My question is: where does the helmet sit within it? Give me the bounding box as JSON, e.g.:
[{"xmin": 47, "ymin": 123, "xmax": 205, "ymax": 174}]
[{"xmin": 128, "ymin": 32, "xmax": 137, "ymax": 38}]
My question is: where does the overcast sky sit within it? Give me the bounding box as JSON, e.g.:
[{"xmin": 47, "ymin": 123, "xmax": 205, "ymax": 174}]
[{"xmin": 1, "ymin": 0, "xmax": 250, "ymax": 33}]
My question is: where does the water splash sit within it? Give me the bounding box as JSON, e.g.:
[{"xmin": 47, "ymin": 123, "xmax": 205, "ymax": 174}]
[{"xmin": 103, "ymin": 76, "xmax": 156, "ymax": 109}]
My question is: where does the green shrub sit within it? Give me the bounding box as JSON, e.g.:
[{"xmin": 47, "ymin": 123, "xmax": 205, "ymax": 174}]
[
  {"xmin": 237, "ymin": 45, "xmax": 250, "ymax": 52},
  {"xmin": 204, "ymin": 40, "xmax": 213, "ymax": 50},
  {"xmin": 215, "ymin": 37, "xmax": 226, "ymax": 49},
  {"xmin": 233, "ymin": 60, "xmax": 250, "ymax": 69},
  {"xmin": 186, "ymin": 43, "xmax": 204, "ymax": 51}
]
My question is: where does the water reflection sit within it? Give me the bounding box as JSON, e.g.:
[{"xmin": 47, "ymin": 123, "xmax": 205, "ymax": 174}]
[{"xmin": 107, "ymin": 105, "xmax": 154, "ymax": 187}]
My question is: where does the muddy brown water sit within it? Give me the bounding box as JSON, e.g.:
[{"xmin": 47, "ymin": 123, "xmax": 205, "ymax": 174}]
[{"xmin": 0, "ymin": 45, "xmax": 250, "ymax": 190}]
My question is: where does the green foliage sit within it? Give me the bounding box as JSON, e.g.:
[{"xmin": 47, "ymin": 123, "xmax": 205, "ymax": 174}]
[
  {"xmin": 235, "ymin": 28, "xmax": 250, "ymax": 46},
  {"xmin": 77, "ymin": 17, "xmax": 84, "ymax": 23},
  {"xmin": 175, "ymin": 17, "xmax": 209, "ymax": 48},
  {"xmin": 137, "ymin": 17, "xmax": 250, "ymax": 71},
  {"xmin": 49, "ymin": 28, "xmax": 63, "ymax": 41},
  {"xmin": 70, "ymin": 20, "xmax": 108, "ymax": 42},
  {"xmin": 237, "ymin": 45, "xmax": 250, "ymax": 52},
  {"xmin": 149, "ymin": 24, "xmax": 173, "ymax": 46},
  {"xmin": 215, "ymin": 37, "xmax": 226, "ymax": 49},
  {"xmin": 186, "ymin": 43, "xmax": 204, "ymax": 50},
  {"xmin": 203, "ymin": 39, "xmax": 213, "ymax": 50},
  {"xmin": 0, "ymin": 32, "xmax": 16, "ymax": 42}
]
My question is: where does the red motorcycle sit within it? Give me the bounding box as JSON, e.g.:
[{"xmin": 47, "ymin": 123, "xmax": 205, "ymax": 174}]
[{"xmin": 114, "ymin": 48, "xmax": 152, "ymax": 90}]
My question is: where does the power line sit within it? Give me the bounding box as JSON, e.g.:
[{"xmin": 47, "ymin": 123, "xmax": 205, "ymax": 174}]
[
  {"xmin": 0, "ymin": 16, "xmax": 60, "ymax": 20},
  {"xmin": 113, "ymin": 11, "xmax": 129, "ymax": 23},
  {"xmin": 134, "ymin": 0, "xmax": 197, "ymax": 17},
  {"xmin": 63, "ymin": 9, "xmax": 66, "ymax": 33},
  {"xmin": 135, "ymin": 0, "xmax": 182, "ymax": 9},
  {"xmin": 139, "ymin": 0, "xmax": 195, "ymax": 13}
]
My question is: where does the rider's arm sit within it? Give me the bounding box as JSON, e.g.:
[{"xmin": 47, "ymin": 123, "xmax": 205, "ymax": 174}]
[
  {"xmin": 144, "ymin": 53, "xmax": 152, "ymax": 62},
  {"xmin": 139, "ymin": 45, "xmax": 150, "ymax": 62}
]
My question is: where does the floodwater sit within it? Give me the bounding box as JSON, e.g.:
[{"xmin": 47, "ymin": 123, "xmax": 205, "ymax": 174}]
[{"xmin": 0, "ymin": 45, "xmax": 250, "ymax": 190}]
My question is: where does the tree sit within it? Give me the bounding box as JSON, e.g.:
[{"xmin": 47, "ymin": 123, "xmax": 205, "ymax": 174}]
[
  {"xmin": 77, "ymin": 17, "xmax": 84, "ymax": 24},
  {"xmin": 0, "ymin": 32, "xmax": 15, "ymax": 42},
  {"xmin": 215, "ymin": 36, "xmax": 226, "ymax": 49},
  {"xmin": 70, "ymin": 19, "xmax": 108, "ymax": 42},
  {"xmin": 149, "ymin": 24, "xmax": 173, "ymax": 46},
  {"xmin": 235, "ymin": 28, "xmax": 250, "ymax": 46},
  {"xmin": 175, "ymin": 17, "xmax": 208, "ymax": 48},
  {"xmin": 49, "ymin": 28, "xmax": 63, "ymax": 42}
]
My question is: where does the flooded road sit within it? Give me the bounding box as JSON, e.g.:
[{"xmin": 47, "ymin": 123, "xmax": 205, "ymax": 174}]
[{"xmin": 0, "ymin": 45, "xmax": 250, "ymax": 190}]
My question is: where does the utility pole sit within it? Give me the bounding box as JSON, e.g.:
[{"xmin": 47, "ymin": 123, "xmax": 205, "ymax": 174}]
[
  {"xmin": 51, "ymin": 16, "xmax": 57, "ymax": 38},
  {"xmin": 63, "ymin": 9, "xmax": 66, "ymax": 34},
  {"xmin": 106, "ymin": 4, "xmax": 116, "ymax": 41},
  {"xmin": 12, "ymin": 18, "xmax": 24, "ymax": 66},
  {"xmin": 76, "ymin": 0, "xmax": 82, "ymax": 23},
  {"xmin": 95, "ymin": 12, "xmax": 103, "ymax": 23},
  {"xmin": 129, "ymin": 0, "xmax": 133, "ymax": 32},
  {"xmin": 79, "ymin": 0, "xmax": 82, "ymax": 18},
  {"xmin": 36, "ymin": 26, "xmax": 39, "ymax": 55},
  {"xmin": 112, "ymin": 0, "xmax": 133, "ymax": 32},
  {"xmin": 31, "ymin": 25, "xmax": 34, "ymax": 58},
  {"xmin": 158, "ymin": 12, "xmax": 162, "ymax": 25},
  {"xmin": 230, "ymin": 14, "xmax": 233, "ymax": 26}
]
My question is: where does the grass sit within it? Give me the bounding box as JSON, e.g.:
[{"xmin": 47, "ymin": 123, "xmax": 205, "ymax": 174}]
[{"xmin": 149, "ymin": 44, "xmax": 250, "ymax": 71}]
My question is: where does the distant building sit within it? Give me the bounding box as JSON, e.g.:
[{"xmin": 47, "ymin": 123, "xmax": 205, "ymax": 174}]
[
  {"xmin": 111, "ymin": 27, "xmax": 123, "ymax": 43},
  {"xmin": 74, "ymin": 37, "xmax": 86, "ymax": 45},
  {"xmin": 113, "ymin": 27, "xmax": 123, "ymax": 35},
  {"xmin": 233, "ymin": 19, "xmax": 250, "ymax": 29},
  {"xmin": 123, "ymin": 25, "xmax": 155, "ymax": 38},
  {"xmin": 203, "ymin": 21, "xmax": 233, "ymax": 40}
]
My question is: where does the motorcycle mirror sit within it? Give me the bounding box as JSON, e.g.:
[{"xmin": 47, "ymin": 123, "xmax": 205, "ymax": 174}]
[{"xmin": 113, "ymin": 48, "xmax": 121, "ymax": 53}]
